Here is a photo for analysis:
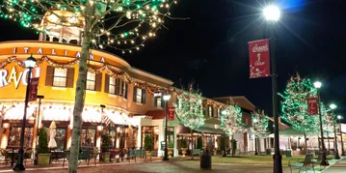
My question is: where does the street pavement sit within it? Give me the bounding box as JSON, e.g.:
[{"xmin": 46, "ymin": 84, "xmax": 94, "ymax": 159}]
[
  {"xmin": 0, "ymin": 158, "xmax": 343, "ymax": 173},
  {"xmin": 322, "ymin": 158, "xmax": 346, "ymax": 173}
]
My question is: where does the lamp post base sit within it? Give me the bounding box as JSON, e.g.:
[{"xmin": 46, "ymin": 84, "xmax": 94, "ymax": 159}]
[
  {"xmin": 162, "ymin": 157, "xmax": 169, "ymax": 161},
  {"xmin": 335, "ymin": 155, "xmax": 341, "ymax": 160},
  {"xmin": 13, "ymin": 163, "xmax": 25, "ymax": 171},
  {"xmin": 320, "ymin": 152, "xmax": 329, "ymax": 166},
  {"xmin": 273, "ymin": 153, "xmax": 282, "ymax": 173}
]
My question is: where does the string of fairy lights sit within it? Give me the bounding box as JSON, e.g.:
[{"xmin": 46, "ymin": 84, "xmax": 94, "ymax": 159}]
[{"xmin": 0, "ymin": 0, "xmax": 179, "ymax": 54}]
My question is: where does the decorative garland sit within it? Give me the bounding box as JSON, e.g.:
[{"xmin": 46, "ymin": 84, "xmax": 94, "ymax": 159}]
[{"xmin": 0, "ymin": 56, "xmax": 168, "ymax": 95}]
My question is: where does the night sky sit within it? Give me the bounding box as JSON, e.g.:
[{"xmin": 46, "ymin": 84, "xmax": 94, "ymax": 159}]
[{"xmin": 1, "ymin": 0, "xmax": 345, "ymax": 122}]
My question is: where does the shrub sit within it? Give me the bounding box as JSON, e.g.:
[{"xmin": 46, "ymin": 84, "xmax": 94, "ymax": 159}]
[
  {"xmin": 181, "ymin": 138, "xmax": 187, "ymax": 148},
  {"xmin": 197, "ymin": 137, "xmax": 203, "ymax": 149},
  {"xmin": 168, "ymin": 141, "xmax": 174, "ymax": 148},
  {"xmin": 37, "ymin": 128, "xmax": 50, "ymax": 153},
  {"xmin": 144, "ymin": 135, "xmax": 154, "ymax": 151},
  {"xmin": 101, "ymin": 133, "xmax": 111, "ymax": 152}
]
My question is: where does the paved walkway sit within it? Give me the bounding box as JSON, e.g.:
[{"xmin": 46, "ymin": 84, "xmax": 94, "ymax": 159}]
[
  {"xmin": 0, "ymin": 157, "xmax": 342, "ymax": 173},
  {"xmin": 323, "ymin": 158, "xmax": 346, "ymax": 173}
]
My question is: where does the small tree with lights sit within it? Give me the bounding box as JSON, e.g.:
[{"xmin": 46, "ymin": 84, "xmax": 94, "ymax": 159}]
[
  {"xmin": 1, "ymin": 1, "xmax": 181, "ymax": 172},
  {"xmin": 219, "ymin": 105, "xmax": 245, "ymax": 156},
  {"xmin": 174, "ymin": 84, "xmax": 205, "ymax": 159},
  {"xmin": 251, "ymin": 110, "xmax": 269, "ymax": 155}
]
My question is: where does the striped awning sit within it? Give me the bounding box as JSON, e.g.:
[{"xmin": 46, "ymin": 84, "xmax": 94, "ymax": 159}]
[
  {"xmin": 42, "ymin": 106, "xmax": 71, "ymax": 121},
  {"xmin": 3, "ymin": 105, "xmax": 35, "ymax": 120}
]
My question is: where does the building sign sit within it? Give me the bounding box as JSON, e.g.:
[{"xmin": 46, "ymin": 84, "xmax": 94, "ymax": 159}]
[
  {"xmin": 168, "ymin": 107, "xmax": 175, "ymax": 121},
  {"xmin": 0, "ymin": 47, "xmax": 107, "ymax": 63},
  {"xmin": 307, "ymin": 97, "xmax": 318, "ymax": 115},
  {"xmin": 154, "ymin": 92, "xmax": 162, "ymax": 97},
  {"xmin": 28, "ymin": 77, "xmax": 39, "ymax": 102},
  {"xmin": 161, "ymin": 141, "xmax": 166, "ymax": 151},
  {"xmin": 248, "ymin": 39, "xmax": 270, "ymax": 78},
  {"xmin": 0, "ymin": 66, "xmax": 40, "ymax": 89}
]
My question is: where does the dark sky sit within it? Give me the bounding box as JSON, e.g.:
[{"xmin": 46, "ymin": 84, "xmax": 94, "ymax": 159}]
[{"xmin": 1, "ymin": 0, "xmax": 346, "ymax": 122}]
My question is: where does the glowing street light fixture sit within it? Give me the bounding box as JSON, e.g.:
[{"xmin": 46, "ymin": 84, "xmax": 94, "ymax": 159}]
[
  {"xmin": 330, "ymin": 104, "xmax": 337, "ymax": 110},
  {"xmin": 263, "ymin": 5, "xmax": 281, "ymax": 21},
  {"xmin": 313, "ymin": 81, "xmax": 322, "ymax": 89}
]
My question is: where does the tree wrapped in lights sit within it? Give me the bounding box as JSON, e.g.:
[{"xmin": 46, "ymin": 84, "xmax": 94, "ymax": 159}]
[
  {"xmin": 174, "ymin": 84, "xmax": 205, "ymax": 159},
  {"xmin": 279, "ymin": 74, "xmax": 320, "ymax": 135},
  {"xmin": 278, "ymin": 74, "xmax": 333, "ymax": 152},
  {"xmin": 251, "ymin": 111, "xmax": 269, "ymax": 138},
  {"xmin": 1, "ymin": 1, "xmax": 179, "ymax": 172},
  {"xmin": 220, "ymin": 105, "xmax": 244, "ymax": 135},
  {"xmin": 219, "ymin": 105, "xmax": 244, "ymax": 156}
]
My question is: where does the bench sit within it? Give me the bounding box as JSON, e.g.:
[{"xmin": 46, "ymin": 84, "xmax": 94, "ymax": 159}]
[{"xmin": 288, "ymin": 154, "xmax": 315, "ymax": 173}]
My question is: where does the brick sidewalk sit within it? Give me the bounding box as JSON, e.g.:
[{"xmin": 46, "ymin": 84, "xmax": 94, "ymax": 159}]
[{"xmin": 322, "ymin": 158, "xmax": 346, "ymax": 173}]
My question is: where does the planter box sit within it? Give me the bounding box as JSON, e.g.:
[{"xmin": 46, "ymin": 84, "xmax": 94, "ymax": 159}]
[{"xmin": 38, "ymin": 153, "xmax": 51, "ymax": 166}]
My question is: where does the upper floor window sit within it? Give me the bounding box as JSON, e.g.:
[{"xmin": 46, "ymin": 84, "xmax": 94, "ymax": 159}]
[
  {"xmin": 208, "ymin": 106, "xmax": 213, "ymax": 117},
  {"xmin": 217, "ymin": 108, "xmax": 220, "ymax": 118},
  {"xmin": 46, "ymin": 66, "xmax": 74, "ymax": 88},
  {"xmin": 53, "ymin": 68, "xmax": 67, "ymax": 87},
  {"xmin": 109, "ymin": 77, "xmax": 117, "ymax": 94},
  {"xmin": 86, "ymin": 72, "xmax": 96, "ymax": 90},
  {"xmin": 133, "ymin": 87, "xmax": 146, "ymax": 104},
  {"xmin": 122, "ymin": 81, "xmax": 128, "ymax": 99},
  {"xmin": 154, "ymin": 95, "xmax": 164, "ymax": 108}
]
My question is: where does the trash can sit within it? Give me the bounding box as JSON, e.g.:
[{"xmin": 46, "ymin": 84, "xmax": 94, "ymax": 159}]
[
  {"xmin": 286, "ymin": 150, "xmax": 292, "ymax": 158},
  {"xmin": 200, "ymin": 151, "xmax": 212, "ymax": 170},
  {"xmin": 266, "ymin": 148, "xmax": 271, "ymax": 155}
]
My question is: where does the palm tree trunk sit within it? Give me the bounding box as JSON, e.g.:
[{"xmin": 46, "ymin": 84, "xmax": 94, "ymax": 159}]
[{"xmin": 68, "ymin": 30, "xmax": 92, "ymax": 173}]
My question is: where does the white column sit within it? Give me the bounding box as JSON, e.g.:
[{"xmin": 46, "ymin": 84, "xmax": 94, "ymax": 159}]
[
  {"xmin": 49, "ymin": 36, "xmax": 54, "ymax": 42},
  {"xmin": 174, "ymin": 126, "xmax": 179, "ymax": 157},
  {"xmin": 137, "ymin": 125, "xmax": 142, "ymax": 148},
  {"xmin": 158, "ymin": 119, "xmax": 164, "ymax": 157}
]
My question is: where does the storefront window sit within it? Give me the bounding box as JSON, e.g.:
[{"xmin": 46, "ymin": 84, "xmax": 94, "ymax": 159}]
[
  {"xmin": 53, "ymin": 68, "xmax": 67, "ymax": 87},
  {"xmin": 86, "ymin": 72, "xmax": 96, "ymax": 90},
  {"xmin": 81, "ymin": 128, "xmax": 96, "ymax": 147},
  {"xmin": 55, "ymin": 128, "xmax": 66, "ymax": 150},
  {"xmin": 8, "ymin": 127, "xmax": 34, "ymax": 147},
  {"xmin": 141, "ymin": 126, "xmax": 153, "ymax": 147}
]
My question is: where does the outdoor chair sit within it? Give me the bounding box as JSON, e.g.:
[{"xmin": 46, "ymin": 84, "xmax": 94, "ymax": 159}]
[
  {"xmin": 23, "ymin": 150, "xmax": 33, "ymax": 166},
  {"xmin": 62, "ymin": 151, "xmax": 70, "ymax": 167},
  {"xmin": 127, "ymin": 149, "xmax": 137, "ymax": 163},
  {"xmin": 311, "ymin": 152, "xmax": 326, "ymax": 171},
  {"xmin": 288, "ymin": 154, "xmax": 315, "ymax": 173},
  {"xmin": 79, "ymin": 150, "xmax": 91, "ymax": 165},
  {"xmin": 0, "ymin": 149, "xmax": 11, "ymax": 167},
  {"xmin": 89, "ymin": 147, "xmax": 99, "ymax": 166}
]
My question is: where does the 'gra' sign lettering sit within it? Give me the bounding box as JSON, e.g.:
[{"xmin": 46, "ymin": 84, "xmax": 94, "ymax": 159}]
[{"xmin": 0, "ymin": 66, "xmax": 40, "ymax": 89}]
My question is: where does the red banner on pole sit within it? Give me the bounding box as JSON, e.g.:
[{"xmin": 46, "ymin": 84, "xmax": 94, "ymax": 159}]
[
  {"xmin": 28, "ymin": 77, "xmax": 39, "ymax": 102},
  {"xmin": 248, "ymin": 39, "xmax": 270, "ymax": 78},
  {"xmin": 168, "ymin": 107, "xmax": 175, "ymax": 121},
  {"xmin": 307, "ymin": 97, "xmax": 318, "ymax": 115}
]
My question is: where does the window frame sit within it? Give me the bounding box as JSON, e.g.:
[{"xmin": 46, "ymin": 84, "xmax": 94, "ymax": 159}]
[
  {"xmin": 86, "ymin": 71, "xmax": 96, "ymax": 91},
  {"xmin": 109, "ymin": 76, "xmax": 117, "ymax": 95},
  {"xmin": 53, "ymin": 68, "xmax": 68, "ymax": 87}
]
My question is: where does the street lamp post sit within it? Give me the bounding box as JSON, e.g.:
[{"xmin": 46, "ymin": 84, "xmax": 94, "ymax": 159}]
[
  {"xmin": 329, "ymin": 104, "xmax": 340, "ymax": 159},
  {"xmin": 263, "ymin": 4, "xmax": 282, "ymax": 173},
  {"xmin": 34, "ymin": 95, "xmax": 44, "ymax": 165},
  {"xmin": 313, "ymin": 81, "xmax": 329, "ymax": 166},
  {"xmin": 337, "ymin": 115, "xmax": 345, "ymax": 156},
  {"xmin": 13, "ymin": 55, "xmax": 37, "ymax": 171},
  {"xmin": 163, "ymin": 93, "xmax": 171, "ymax": 161}
]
